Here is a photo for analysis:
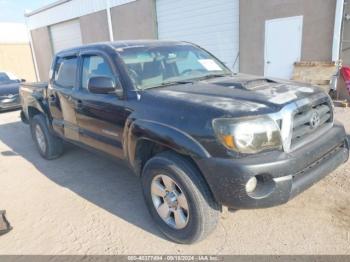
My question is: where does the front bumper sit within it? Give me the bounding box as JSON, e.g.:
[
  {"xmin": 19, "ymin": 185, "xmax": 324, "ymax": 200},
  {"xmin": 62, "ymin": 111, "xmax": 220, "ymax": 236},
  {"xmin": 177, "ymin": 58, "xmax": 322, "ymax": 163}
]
[{"xmin": 196, "ymin": 123, "xmax": 349, "ymax": 209}]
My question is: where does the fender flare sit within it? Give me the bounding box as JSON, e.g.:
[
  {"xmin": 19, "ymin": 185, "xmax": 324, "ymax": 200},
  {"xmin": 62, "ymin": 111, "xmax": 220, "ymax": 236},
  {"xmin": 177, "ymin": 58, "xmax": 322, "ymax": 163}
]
[
  {"xmin": 125, "ymin": 119, "xmax": 211, "ymax": 173},
  {"xmin": 23, "ymin": 91, "xmax": 50, "ymax": 121},
  {"xmin": 23, "ymin": 92, "xmax": 54, "ymax": 133}
]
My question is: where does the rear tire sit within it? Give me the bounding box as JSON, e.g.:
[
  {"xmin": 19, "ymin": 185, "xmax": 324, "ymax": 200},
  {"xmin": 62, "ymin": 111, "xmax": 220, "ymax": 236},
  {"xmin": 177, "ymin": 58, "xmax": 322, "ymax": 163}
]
[
  {"xmin": 141, "ymin": 151, "xmax": 220, "ymax": 244},
  {"xmin": 30, "ymin": 114, "xmax": 63, "ymax": 160}
]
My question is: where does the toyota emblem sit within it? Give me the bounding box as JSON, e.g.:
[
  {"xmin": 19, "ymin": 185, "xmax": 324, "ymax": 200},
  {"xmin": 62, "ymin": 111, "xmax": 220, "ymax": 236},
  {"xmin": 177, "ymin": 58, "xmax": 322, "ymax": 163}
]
[{"xmin": 310, "ymin": 111, "xmax": 321, "ymax": 129}]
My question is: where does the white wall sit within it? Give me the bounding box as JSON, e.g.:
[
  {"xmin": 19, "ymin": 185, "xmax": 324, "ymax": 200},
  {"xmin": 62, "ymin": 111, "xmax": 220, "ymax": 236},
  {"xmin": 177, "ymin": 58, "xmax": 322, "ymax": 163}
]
[{"xmin": 0, "ymin": 23, "xmax": 28, "ymax": 43}]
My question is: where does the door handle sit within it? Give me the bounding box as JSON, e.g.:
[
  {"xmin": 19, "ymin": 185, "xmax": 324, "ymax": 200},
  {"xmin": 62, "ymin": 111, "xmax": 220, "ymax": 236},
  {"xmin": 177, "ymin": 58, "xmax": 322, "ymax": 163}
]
[
  {"xmin": 48, "ymin": 94, "xmax": 56, "ymax": 103},
  {"xmin": 75, "ymin": 99, "xmax": 83, "ymax": 109},
  {"xmin": 266, "ymin": 61, "xmax": 271, "ymax": 64}
]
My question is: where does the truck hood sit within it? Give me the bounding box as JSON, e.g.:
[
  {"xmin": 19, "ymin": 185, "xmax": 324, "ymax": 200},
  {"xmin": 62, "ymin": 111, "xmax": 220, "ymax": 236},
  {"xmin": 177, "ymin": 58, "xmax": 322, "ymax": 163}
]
[
  {"xmin": 0, "ymin": 82, "xmax": 20, "ymax": 96},
  {"xmin": 143, "ymin": 74, "xmax": 324, "ymax": 115}
]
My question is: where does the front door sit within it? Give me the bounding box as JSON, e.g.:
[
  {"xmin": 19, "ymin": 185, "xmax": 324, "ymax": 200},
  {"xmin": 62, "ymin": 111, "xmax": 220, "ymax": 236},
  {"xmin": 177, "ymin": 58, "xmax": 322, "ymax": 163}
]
[
  {"xmin": 264, "ymin": 16, "xmax": 303, "ymax": 79},
  {"xmin": 48, "ymin": 55, "xmax": 79, "ymax": 141},
  {"xmin": 74, "ymin": 54, "xmax": 128, "ymax": 159}
]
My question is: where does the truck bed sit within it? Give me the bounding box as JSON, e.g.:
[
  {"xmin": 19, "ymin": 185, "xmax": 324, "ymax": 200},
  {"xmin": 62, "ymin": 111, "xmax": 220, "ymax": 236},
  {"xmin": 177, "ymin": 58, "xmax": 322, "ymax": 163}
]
[
  {"xmin": 20, "ymin": 82, "xmax": 48, "ymax": 97},
  {"xmin": 20, "ymin": 82, "xmax": 48, "ymax": 89},
  {"xmin": 20, "ymin": 82, "xmax": 49, "ymax": 120}
]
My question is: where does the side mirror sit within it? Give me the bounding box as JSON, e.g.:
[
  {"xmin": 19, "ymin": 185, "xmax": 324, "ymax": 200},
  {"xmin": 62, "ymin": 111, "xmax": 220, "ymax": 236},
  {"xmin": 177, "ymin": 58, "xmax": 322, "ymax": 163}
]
[
  {"xmin": 88, "ymin": 76, "xmax": 119, "ymax": 94},
  {"xmin": 20, "ymin": 79, "xmax": 26, "ymax": 82}
]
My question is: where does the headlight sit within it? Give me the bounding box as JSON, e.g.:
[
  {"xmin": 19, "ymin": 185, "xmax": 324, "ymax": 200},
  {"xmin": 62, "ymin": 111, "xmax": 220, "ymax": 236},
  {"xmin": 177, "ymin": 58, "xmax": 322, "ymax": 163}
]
[{"xmin": 212, "ymin": 116, "xmax": 282, "ymax": 154}]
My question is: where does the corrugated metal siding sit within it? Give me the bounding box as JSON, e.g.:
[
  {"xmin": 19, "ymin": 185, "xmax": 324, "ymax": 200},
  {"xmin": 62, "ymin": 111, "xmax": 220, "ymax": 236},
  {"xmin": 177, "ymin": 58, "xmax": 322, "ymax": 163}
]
[
  {"xmin": 27, "ymin": 0, "xmax": 136, "ymax": 30},
  {"xmin": 50, "ymin": 19, "xmax": 82, "ymax": 53},
  {"xmin": 156, "ymin": 0, "xmax": 239, "ymax": 72}
]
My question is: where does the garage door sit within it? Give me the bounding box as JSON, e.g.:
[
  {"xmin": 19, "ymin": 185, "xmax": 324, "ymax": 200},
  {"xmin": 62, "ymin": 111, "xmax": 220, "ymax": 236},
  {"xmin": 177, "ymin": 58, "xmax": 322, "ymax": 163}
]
[
  {"xmin": 50, "ymin": 19, "xmax": 82, "ymax": 53},
  {"xmin": 156, "ymin": 0, "xmax": 239, "ymax": 72}
]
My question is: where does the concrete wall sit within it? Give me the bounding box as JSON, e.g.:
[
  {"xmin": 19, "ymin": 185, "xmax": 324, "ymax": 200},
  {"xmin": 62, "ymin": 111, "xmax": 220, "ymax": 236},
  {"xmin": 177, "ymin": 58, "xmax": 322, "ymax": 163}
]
[
  {"xmin": 0, "ymin": 43, "xmax": 36, "ymax": 81},
  {"xmin": 111, "ymin": 0, "xmax": 157, "ymax": 40},
  {"xmin": 80, "ymin": 10, "xmax": 110, "ymax": 44},
  {"xmin": 240, "ymin": 0, "xmax": 336, "ymax": 75},
  {"xmin": 31, "ymin": 26, "xmax": 53, "ymax": 81}
]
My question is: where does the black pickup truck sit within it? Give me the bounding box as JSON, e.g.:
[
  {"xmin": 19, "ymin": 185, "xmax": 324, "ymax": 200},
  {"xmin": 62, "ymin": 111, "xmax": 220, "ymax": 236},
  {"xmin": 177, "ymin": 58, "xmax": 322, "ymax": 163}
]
[{"xmin": 20, "ymin": 40, "xmax": 349, "ymax": 244}]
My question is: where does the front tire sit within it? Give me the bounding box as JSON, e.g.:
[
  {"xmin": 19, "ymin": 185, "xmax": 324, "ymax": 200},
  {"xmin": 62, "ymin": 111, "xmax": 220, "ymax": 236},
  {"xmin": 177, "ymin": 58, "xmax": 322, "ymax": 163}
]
[
  {"xmin": 30, "ymin": 114, "xmax": 63, "ymax": 160},
  {"xmin": 141, "ymin": 151, "xmax": 220, "ymax": 244}
]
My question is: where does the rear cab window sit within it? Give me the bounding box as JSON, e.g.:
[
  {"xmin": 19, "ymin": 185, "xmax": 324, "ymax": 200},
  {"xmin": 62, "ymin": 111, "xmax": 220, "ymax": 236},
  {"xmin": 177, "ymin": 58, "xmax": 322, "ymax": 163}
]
[{"xmin": 54, "ymin": 56, "xmax": 78, "ymax": 88}]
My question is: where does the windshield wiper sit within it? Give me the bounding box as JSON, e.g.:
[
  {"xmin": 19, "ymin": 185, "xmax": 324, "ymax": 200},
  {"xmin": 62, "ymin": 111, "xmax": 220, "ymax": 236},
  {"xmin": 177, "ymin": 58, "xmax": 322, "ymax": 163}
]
[
  {"xmin": 144, "ymin": 80, "xmax": 193, "ymax": 90},
  {"xmin": 162, "ymin": 80, "xmax": 194, "ymax": 85},
  {"xmin": 194, "ymin": 74, "xmax": 231, "ymax": 81},
  {"xmin": 142, "ymin": 74, "xmax": 231, "ymax": 90}
]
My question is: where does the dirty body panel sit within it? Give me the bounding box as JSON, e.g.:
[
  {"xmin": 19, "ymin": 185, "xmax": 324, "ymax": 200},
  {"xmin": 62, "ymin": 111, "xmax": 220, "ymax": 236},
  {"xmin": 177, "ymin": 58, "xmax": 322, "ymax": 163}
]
[{"xmin": 129, "ymin": 75, "xmax": 348, "ymax": 208}]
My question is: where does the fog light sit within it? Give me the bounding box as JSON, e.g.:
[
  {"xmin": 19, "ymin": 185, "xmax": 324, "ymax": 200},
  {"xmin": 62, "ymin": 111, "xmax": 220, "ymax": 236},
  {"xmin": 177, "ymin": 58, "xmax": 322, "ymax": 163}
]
[{"xmin": 245, "ymin": 177, "xmax": 258, "ymax": 193}]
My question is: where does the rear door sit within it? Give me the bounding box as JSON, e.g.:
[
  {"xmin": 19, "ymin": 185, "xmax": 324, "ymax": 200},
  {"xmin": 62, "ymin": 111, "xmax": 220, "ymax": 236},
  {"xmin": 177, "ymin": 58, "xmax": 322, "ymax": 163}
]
[
  {"xmin": 48, "ymin": 55, "xmax": 79, "ymax": 141},
  {"xmin": 74, "ymin": 52, "xmax": 128, "ymax": 158}
]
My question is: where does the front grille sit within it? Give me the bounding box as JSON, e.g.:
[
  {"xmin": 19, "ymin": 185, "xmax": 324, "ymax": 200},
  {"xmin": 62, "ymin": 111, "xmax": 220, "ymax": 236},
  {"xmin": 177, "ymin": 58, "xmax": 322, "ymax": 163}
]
[{"xmin": 291, "ymin": 100, "xmax": 333, "ymax": 147}]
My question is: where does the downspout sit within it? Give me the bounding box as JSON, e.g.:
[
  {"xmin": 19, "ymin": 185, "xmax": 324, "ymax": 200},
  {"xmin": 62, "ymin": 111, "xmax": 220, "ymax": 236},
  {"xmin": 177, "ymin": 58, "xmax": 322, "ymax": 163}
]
[
  {"xmin": 332, "ymin": 0, "xmax": 345, "ymax": 61},
  {"xmin": 106, "ymin": 0, "xmax": 114, "ymax": 41},
  {"xmin": 25, "ymin": 15, "xmax": 40, "ymax": 81}
]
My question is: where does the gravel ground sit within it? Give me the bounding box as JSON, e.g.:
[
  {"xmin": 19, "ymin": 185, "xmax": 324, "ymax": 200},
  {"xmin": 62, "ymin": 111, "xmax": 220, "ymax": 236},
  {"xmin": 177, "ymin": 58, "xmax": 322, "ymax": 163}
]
[{"xmin": 0, "ymin": 108, "xmax": 349, "ymax": 255}]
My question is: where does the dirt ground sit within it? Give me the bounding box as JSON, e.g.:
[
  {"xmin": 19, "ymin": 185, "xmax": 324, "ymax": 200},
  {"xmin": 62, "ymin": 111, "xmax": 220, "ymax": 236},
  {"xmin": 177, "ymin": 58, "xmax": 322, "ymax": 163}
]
[{"xmin": 0, "ymin": 108, "xmax": 349, "ymax": 255}]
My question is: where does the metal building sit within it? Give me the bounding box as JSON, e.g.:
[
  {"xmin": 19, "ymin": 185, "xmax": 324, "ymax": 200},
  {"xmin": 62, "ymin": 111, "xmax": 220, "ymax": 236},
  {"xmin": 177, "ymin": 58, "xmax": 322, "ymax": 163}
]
[{"xmin": 25, "ymin": 0, "xmax": 344, "ymax": 82}]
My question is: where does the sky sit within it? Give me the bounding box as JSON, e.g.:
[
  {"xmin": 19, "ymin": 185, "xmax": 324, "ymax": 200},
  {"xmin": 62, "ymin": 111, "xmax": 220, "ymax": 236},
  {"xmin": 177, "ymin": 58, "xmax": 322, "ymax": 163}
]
[{"xmin": 0, "ymin": 0, "xmax": 56, "ymax": 23}]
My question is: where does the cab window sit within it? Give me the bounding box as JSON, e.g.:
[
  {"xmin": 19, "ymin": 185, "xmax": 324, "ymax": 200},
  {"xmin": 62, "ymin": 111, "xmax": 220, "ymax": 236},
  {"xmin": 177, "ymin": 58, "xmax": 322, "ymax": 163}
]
[
  {"xmin": 81, "ymin": 56, "xmax": 114, "ymax": 89},
  {"xmin": 54, "ymin": 56, "xmax": 78, "ymax": 88}
]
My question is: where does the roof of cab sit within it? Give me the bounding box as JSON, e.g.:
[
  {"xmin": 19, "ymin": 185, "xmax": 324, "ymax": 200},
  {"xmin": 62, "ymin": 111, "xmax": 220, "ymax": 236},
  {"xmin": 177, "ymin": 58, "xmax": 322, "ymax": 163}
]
[{"xmin": 55, "ymin": 40, "xmax": 191, "ymax": 56}]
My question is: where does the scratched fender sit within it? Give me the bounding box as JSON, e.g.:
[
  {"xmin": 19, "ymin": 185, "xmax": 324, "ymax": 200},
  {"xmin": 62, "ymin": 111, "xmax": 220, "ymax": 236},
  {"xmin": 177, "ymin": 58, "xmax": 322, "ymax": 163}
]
[
  {"xmin": 125, "ymin": 118, "xmax": 210, "ymax": 173},
  {"xmin": 20, "ymin": 84, "xmax": 51, "ymax": 122}
]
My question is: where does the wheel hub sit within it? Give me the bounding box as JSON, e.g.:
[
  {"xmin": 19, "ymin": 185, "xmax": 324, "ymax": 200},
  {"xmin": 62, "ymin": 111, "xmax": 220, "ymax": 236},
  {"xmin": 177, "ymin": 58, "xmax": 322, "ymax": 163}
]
[
  {"xmin": 151, "ymin": 174, "xmax": 189, "ymax": 229},
  {"xmin": 164, "ymin": 191, "xmax": 178, "ymax": 209}
]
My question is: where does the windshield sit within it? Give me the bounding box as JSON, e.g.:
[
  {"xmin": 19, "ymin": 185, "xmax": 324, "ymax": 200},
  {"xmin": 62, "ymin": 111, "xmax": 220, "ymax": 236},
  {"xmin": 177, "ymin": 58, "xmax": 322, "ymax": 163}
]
[
  {"xmin": 117, "ymin": 44, "xmax": 232, "ymax": 90},
  {"xmin": 0, "ymin": 72, "xmax": 20, "ymax": 85}
]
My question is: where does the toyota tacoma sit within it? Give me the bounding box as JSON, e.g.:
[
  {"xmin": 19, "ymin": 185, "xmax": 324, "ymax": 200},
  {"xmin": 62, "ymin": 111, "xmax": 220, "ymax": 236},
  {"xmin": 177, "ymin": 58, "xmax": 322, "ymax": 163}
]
[{"xmin": 20, "ymin": 41, "xmax": 349, "ymax": 244}]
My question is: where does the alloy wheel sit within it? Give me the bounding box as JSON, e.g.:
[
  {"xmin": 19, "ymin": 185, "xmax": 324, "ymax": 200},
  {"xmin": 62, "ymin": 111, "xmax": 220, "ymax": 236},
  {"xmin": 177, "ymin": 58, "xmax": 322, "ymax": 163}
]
[
  {"xmin": 35, "ymin": 124, "xmax": 46, "ymax": 153},
  {"xmin": 151, "ymin": 174, "xmax": 189, "ymax": 229}
]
